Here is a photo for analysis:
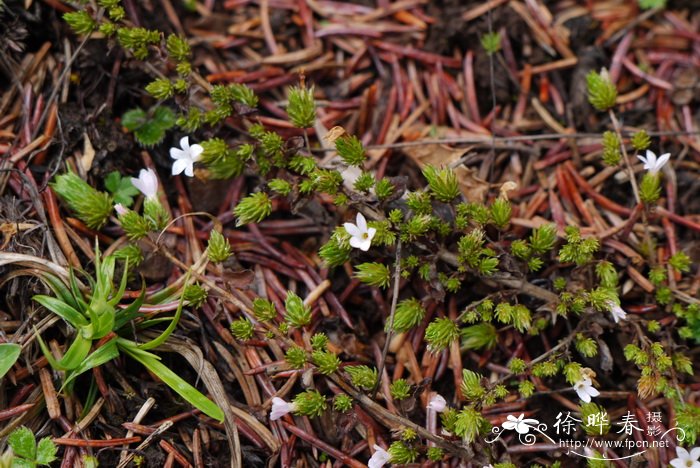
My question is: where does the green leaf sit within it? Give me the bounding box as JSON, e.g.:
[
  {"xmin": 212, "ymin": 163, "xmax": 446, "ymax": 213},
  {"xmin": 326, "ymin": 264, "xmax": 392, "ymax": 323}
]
[
  {"xmin": 354, "ymin": 262, "xmax": 391, "ymax": 288},
  {"xmin": 151, "ymin": 106, "xmax": 177, "ymax": 129},
  {"xmin": 122, "ymin": 107, "xmax": 176, "ymax": 147},
  {"xmin": 638, "ymin": 0, "xmax": 666, "ymax": 9},
  {"xmin": 104, "ymin": 171, "xmax": 140, "ymax": 206},
  {"xmin": 35, "ymin": 438, "xmax": 57, "ymax": 465},
  {"xmin": 121, "ymin": 344, "xmax": 224, "ymax": 421},
  {"xmin": 121, "ymin": 108, "xmax": 147, "ymax": 130},
  {"xmin": 107, "ymin": 256, "xmax": 129, "ymax": 309},
  {"xmin": 586, "ymin": 69, "xmax": 617, "ymax": 111},
  {"xmin": 56, "ymin": 334, "xmax": 92, "ymax": 371},
  {"xmin": 0, "ymin": 343, "xmax": 21, "ymax": 378},
  {"xmin": 138, "ymin": 281, "xmax": 186, "ymax": 351},
  {"xmin": 39, "ymin": 273, "xmax": 80, "ymax": 310},
  {"xmin": 11, "ymin": 458, "xmax": 34, "ymax": 468},
  {"xmin": 50, "ymin": 172, "xmax": 113, "ymax": 229},
  {"xmin": 63, "ymin": 339, "xmax": 120, "ymax": 388},
  {"xmin": 481, "ymin": 31, "xmax": 501, "ymax": 55},
  {"xmin": 7, "ymin": 426, "xmax": 36, "ymax": 460},
  {"xmin": 33, "ymin": 295, "xmax": 88, "ymax": 328},
  {"xmin": 114, "ymin": 286, "xmax": 146, "ymax": 330}
]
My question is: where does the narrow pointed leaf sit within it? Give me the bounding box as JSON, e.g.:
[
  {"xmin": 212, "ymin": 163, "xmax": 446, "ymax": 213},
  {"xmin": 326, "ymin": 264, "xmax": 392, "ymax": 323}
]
[
  {"xmin": 122, "ymin": 345, "xmax": 224, "ymax": 421},
  {"xmin": 63, "ymin": 339, "xmax": 119, "ymax": 388},
  {"xmin": 56, "ymin": 334, "xmax": 92, "ymax": 370},
  {"xmin": 33, "ymin": 295, "xmax": 87, "ymax": 328},
  {"xmin": 0, "ymin": 343, "xmax": 21, "ymax": 378}
]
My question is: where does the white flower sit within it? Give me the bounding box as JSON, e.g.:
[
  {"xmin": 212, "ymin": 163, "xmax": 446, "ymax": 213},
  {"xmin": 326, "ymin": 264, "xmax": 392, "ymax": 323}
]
[
  {"xmin": 368, "ymin": 444, "xmax": 391, "ymax": 468},
  {"xmin": 606, "ymin": 300, "xmax": 627, "ymax": 323},
  {"xmin": 170, "ymin": 136, "xmax": 203, "ymax": 177},
  {"xmin": 637, "ymin": 149, "xmax": 670, "ymax": 175},
  {"xmin": 131, "ymin": 168, "xmax": 159, "ymax": 200},
  {"xmin": 269, "ymin": 397, "xmax": 297, "ymax": 421},
  {"xmin": 501, "ymin": 413, "xmax": 539, "ymax": 434},
  {"xmin": 114, "ymin": 203, "xmax": 128, "ymax": 216},
  {"xmin": 670, "ymin": 446, "xmax": 700, "ymax": 468},
  {"xmin": 573, "ymin": 377, "xmax": 600, "ymax": 403},
  {"xmin": 343, "ymin": 212, "xmax": 376, "ymax": 251},
  {"xmin": 427, "ymin": 394, "xmax": 447, "ymax": 413}
]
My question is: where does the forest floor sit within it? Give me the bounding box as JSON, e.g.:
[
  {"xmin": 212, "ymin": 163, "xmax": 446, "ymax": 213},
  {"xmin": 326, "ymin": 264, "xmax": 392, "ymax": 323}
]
[{"xmin": 1, "ymin": 0, "xmax": 700, "ymax": 467}]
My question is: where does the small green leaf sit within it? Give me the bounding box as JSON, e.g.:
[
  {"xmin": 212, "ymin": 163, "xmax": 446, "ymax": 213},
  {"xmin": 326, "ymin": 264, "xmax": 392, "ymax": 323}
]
[
  {"xmin": 122, "ymin": 107, "xmax": 176, "ymax": 147},
  {"xmin": 36, "ymin": 438, "xmax": 58, "ymax": 465},
  {"xmin": 56, "ymin": 334, "xmax": 92, "ymax": 370},
  {"xmin": 33, "ymin": 295, "xmax": 88, "ymax": 328},
  {"xmin": 63, "ymin": 339, "xmax": 120, "ymax": 388},
  {"xmin": 135, "ymin": 123, "xmax": 167, "ymax": 147},
  {"xmin": 8, "ymin": 426, "xmax": 36, "ymax": 460},
  {"xmin": 0, "ymin": 343, "xmax": 21, "ymax": 378},
  {"xmin": 586, "ymin": 69, "xmax": 617, "ymax": 111},
  {"xmin": 121, "ymin": 108, "xmax": 147, "ymax": 130},
  {"xmin": 151, "ymin": 106, "xmax": 177, "ymax": 129},
  {"xmin": 638, "ymin": 0, "xmax": 666, "ymax": 9},
  {"xmin": 104, "ymin": 171, "xmax": 140, "ymax": 206},
  {"xmin": 122, "ymin": 344, "xmax": 224, "ymax": 421},
  {"xmin": 11, "ymin": 458, "xmax": 34, "ymax": 468},
  {"xmin": 480, "ymin": 31, "xmax": 501, "ymax": 55},
  {"xmin": 354, "ymin": 262, "xmax": 391, "ymax": 288},
  {"xmin": 138, "ymin": 284, "xmax": 186, "ymax": 350}
]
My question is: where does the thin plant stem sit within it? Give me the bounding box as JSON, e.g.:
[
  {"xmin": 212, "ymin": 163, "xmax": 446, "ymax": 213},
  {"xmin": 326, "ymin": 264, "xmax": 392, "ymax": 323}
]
[
  {"xmin": 303, "ymin": 128, "xmax": 312, "ymax": 155},
  {"xmin": 607, "ymin": 109, "xmax": 655, "ymax": 262},
  {"xmin": 372, "ymin": 239, "xmax": 402, "ymax": 399},
  {"xmin": 607, "ymin": 109, "xmax": 641, "ymax": 205}
]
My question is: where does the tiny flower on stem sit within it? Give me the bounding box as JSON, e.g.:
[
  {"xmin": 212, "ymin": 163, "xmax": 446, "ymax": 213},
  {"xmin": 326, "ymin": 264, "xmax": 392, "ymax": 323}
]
[
  {"xmin": 427, "ymin": 394, "xmax": 447, "ymax": 413},
  {"xmin": 170, "ymin": 136, "xmax": 203, "ymax": 177},
  {"xmin": 269, "ymin": 397, "xmax": 297, "ymax": 421},
  {"xmin": 606, "ymin": 300, "xmax": 627, "ymax": 324},
  {"xmin": 637, "ymin": 150, "xmax": 670, "ymax": 175},
  {"xmin": 114, "ymin": 204, "xmax": 128, "ymax": 216},
  {"xmin": 344, "ymin": 212, "xmax": 376, "ymax": 251},
  {"xmin": 573, "ymin": 377, "xmax": 600, "ymax": 403},
  {"xmin": 670, "ymin": 446, "xmax": 700, "ymax": 468},
  {"xmin": 131, "ymin": 168, "xmax": 159, "ymax": 200},
  {"xmin": 368, "ymin": 444, "xmax": 391, "ymax": 468}
]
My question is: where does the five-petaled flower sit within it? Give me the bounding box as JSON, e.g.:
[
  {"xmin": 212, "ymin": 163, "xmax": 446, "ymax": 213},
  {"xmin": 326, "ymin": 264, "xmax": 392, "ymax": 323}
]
[
  {"xmin": 131, "ymin": 168, "xmax": 159, "ymax": 200},
  {"xmin": 606, "ymin": 300, "xmax": 627, "ymax": 324},
  {"xmin": 269, "ymin": 397, "xmax": 297, "ymax": 421},
  {"xmin": 344, "ymin": 212, "xmax": 376, "ymax": 251},
  {"xmin": 670, "ymin": 446, "xmax": 700, "ymax": 468},
  {"xmin": 502, "ymin": 413, "xmax": 539, "ymax": 434},
  {"xmin": 573, "ymin": 377, "xmax": 600, "ymax": 403},
  {"xmin": 170, "ymin": 136, "xmax": 203, "ymax": 177},
  {"xmin": 637, "ymin": 150, "xmax": 670, "ymax": 175},
  {"xmin": 367, "ymin": 444, "xmax": 391, "ymax": 468},
  {"xmin": 427, "ymin": 394, "xmax": 447, "ymax": 413}
]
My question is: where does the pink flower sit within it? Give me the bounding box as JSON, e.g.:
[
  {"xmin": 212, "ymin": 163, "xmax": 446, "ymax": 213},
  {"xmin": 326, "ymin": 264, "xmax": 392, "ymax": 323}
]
[
  {"xmin": 427, "ymin": 394, "xmax": 447, "ymax": 413},
  {"xmin": 269, "ymin": 397, "xmax": 296, "ymax": 421},
  {"xmin": 606, "ymin": 300, "xmax": 627, "ymax": 324},
  {"xmin": 114, "ymin": 204, "xmax": 128, "ymax": 216},
  {"xmin": 131, "ymin": 168, "xmax": 159, "ymax": 200},
  {"xmin": 368, "ymin": 444, "xmax": 391, "ymax": 468}
]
